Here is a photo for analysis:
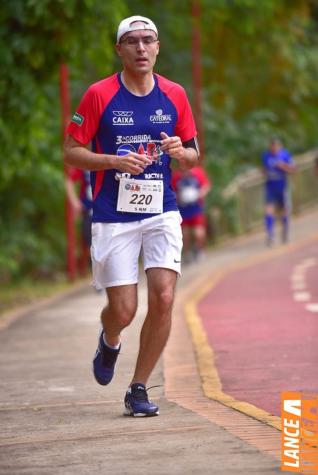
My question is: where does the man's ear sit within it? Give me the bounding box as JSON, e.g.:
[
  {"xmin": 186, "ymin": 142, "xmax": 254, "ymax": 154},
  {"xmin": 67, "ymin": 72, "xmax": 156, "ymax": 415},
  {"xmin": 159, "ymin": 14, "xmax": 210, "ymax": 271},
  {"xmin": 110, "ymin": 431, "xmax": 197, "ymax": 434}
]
[{"xmin": 115, "ymin": 43, "xmax": 122, "ymax": 57}]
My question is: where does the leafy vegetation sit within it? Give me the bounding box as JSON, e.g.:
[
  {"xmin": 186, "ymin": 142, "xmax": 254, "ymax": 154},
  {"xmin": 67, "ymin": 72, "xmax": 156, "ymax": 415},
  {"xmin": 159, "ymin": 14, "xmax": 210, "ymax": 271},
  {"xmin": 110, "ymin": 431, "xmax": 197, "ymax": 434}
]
[
  {"xmin": 0, "ymin": 0, "xmax": 126, "ymax": 282},
  {"xmin": 1, "ymin": 0, "xmax": 317, "ymax": 285}
]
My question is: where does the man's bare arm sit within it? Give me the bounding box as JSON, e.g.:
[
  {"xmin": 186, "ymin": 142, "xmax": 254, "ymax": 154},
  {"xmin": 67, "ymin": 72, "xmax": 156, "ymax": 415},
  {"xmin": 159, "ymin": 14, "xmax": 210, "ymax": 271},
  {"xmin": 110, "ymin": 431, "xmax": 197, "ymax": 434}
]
[
  {"xmin": 276, "ymin": 161, "xmax": 297, "ymax": 174},
  {"xmin": 64, "ymin": 135, "xmax": 151, "ymax": 174}
]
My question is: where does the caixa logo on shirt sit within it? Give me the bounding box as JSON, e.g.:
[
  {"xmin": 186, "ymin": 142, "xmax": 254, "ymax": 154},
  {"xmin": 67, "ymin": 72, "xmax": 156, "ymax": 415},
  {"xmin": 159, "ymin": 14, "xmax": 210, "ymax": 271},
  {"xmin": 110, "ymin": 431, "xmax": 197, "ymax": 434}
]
[
  {"xmin": 112, "ymin": 111, "xmax": 134, "ymax": 126},
  {"xmin": 150, "ymin": 109, "xmax": 172, "ymax": 124}
]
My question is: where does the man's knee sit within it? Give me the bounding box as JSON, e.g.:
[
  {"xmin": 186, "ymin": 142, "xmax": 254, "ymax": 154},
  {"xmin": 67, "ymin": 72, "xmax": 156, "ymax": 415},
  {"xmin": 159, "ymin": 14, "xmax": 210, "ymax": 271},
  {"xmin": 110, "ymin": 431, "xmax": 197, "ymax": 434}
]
[
  {"xmin": 265, "ymin": 204, "xmax": 274, "ymax": 214},
  {"xmin": 150, "ymin": 288, "xmax": 175, "ymax": 316},
  {"xmin": 108, "ymin": 299, "xmax": 137, "ymax": 328}
]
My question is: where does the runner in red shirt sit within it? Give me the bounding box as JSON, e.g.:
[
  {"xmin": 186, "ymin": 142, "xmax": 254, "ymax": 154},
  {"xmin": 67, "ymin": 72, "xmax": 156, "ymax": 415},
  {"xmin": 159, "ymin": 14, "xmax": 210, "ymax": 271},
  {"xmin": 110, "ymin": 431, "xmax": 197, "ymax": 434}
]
[
  {"xmin": 65, "ymin": 168, "xmax": 93, "ymax": 273},
  {"xmin": 172, "ymin": 166, "xmax": 211, "ymax": 262}
]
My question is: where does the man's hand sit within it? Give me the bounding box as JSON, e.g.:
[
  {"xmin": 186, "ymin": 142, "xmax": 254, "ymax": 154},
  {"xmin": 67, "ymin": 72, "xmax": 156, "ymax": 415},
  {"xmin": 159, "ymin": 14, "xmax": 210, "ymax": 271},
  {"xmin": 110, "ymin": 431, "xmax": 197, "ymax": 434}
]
[
  {"xmin": 160, "ymin": 132, "xmax": 185, "ymax": 161},
  {"xmin": 116, "ymin": 152, "xmax": 152, "ymax": 175},
  {"xmin": 160, "ymin": 132, "xmax": 198, "ymax": 169},
  {"xmin": 276, "ymin": 160, "xmax": 297, "ymax": 174},
  {"xmin": 65, "ymin": 177, "xmax": 84, "ymax": 217},
  {"xmin": 63, "ymin": 135, "xmax": 152, "ymax": 173}
]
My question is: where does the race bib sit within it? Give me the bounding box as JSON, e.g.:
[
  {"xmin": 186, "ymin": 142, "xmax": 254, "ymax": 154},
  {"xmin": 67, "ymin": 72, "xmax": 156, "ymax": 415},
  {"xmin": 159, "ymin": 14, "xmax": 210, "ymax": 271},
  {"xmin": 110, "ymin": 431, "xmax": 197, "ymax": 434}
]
[{"xmin": 117, "ymin": 178, "xmax": 163, "ymax": 214}]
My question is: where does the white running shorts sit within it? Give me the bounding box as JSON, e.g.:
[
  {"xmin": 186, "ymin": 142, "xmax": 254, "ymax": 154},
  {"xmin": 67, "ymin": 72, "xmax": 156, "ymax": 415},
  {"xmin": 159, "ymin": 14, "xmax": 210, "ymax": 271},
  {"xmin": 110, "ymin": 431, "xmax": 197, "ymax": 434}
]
[{"xmin": 90, "ymin": 211, "xmax": 183, "ymax": 289}]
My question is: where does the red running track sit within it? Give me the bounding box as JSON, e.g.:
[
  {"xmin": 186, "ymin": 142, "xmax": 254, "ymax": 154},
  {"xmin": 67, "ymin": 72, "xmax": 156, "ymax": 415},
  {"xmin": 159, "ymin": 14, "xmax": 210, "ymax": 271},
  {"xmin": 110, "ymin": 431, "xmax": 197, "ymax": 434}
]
[{"xmin": 198, "ymin": 241, "xmax": 318, "ymax": 416}]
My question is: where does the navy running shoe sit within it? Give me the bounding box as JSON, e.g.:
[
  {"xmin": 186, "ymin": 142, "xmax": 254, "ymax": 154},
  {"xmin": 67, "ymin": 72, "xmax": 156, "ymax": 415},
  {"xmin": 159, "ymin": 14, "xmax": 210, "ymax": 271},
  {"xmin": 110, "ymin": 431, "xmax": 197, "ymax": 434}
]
[
  {"xmin": 124, "ymin": 383, "xmax": 159, "ymax": 417},
  {"xmin": 93, "ymin": 331, "xmax": 120, "ymax": 386}
]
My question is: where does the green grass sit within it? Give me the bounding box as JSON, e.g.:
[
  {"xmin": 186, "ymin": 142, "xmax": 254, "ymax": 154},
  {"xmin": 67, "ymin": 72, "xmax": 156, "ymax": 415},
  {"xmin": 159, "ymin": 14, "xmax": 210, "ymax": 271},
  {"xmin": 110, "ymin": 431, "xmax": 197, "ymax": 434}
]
[{"xmin": 0, "ymin": 275, "xmax": 84, "ymax": 316}]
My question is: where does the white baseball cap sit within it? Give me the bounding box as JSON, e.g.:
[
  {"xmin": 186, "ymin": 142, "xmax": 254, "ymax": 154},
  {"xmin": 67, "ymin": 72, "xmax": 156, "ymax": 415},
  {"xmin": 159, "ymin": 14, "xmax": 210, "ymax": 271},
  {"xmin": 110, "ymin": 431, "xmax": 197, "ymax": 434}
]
[{"xmin": 117, "ymin": 15, "xmax": 158, "ymax": 43}]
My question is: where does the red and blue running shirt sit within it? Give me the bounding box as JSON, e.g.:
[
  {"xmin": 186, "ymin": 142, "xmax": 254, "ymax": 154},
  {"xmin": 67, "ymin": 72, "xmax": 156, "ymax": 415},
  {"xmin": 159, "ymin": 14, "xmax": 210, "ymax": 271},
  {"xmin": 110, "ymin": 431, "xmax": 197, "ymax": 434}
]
[
  {"xmin": 67, "ymin": 73, "xmax": 197, "ymax": 223},
  {"xmin": 172, "ymin": 167, "xmax": 211, "ymax": 220},
  {"xmin": 68, "ymin": 168, "xmax": 92, "ymax": 212},
  {"xmin": 262, "ymin": 148, "xmax": 293, "ymax": 188}
]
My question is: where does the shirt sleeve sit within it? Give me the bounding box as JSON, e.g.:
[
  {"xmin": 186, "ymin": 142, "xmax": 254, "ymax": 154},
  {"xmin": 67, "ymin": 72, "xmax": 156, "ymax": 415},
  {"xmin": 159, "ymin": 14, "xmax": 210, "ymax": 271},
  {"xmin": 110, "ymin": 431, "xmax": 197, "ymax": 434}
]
[
  {"xmin": 171, "ymin": 170, "xmax": 182, "ymax": 191},
  {"xmin": 174, "ymin": 89, "xmax": 197, "ymax": 142},
  {"xmin": 284, "ymin": 150, "xmax": 293, "ymax": 164},
  {"xmin": 189, "ymin": 167, "xmax": 210, "ymax": 187},
  {"xmin": 66, "ymin": 86, "xmax": 102, "ymax": 145},
  {"xmin": 262, "ymin": 152, "xmax": 268, "ymax": 169},
  {"xmin": 68, "ymin": 168, "xmax": 82, "ymax": 182},
  {"xmin": 197, "ymin": 167, "xmax": 211, "ymax": 187}
]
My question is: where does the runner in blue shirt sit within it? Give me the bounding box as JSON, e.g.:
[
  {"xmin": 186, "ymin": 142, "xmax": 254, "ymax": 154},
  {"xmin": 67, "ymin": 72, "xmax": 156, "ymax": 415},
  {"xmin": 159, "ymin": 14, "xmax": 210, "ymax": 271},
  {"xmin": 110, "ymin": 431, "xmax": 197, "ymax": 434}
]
[
  {"xmin": 262, "ymin": 138, "xmax": 296, "ymax": 246},
  {"xmin": 64, "ymin": 15, "xmax": 199, "ymax": 417}
]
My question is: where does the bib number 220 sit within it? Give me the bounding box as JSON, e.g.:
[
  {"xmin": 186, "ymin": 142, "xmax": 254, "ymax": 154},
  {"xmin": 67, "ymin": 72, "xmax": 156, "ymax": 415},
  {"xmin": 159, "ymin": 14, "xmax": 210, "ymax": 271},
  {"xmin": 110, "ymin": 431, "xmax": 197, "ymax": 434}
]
[
  {"xmin": 129, "ymin": 194, "xmax": 153, "ymax": 205},
  {"xmin": 117, "ymin": 178, "xmax": 163, "ymax": 214}
]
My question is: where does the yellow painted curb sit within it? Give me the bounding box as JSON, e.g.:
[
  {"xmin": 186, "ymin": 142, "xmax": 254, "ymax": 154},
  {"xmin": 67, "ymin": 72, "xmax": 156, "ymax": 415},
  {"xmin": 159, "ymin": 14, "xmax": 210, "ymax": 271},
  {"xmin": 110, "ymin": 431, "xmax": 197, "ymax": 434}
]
[{"xmin": 184, "ymin": 233, "xmax": 318, "ymax": 432}]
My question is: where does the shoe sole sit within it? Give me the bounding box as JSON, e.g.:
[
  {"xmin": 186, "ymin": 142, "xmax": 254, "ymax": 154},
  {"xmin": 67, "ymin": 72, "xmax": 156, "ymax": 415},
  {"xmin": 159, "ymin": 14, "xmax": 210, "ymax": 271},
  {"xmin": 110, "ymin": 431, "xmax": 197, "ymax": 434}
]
[
  {"xmin": 92, "ymin": 361, "xmax": 113, "ymax": 386},
  {"xmin": 123, "ymin": 407, "xmax": 159, "ymax": 417}
]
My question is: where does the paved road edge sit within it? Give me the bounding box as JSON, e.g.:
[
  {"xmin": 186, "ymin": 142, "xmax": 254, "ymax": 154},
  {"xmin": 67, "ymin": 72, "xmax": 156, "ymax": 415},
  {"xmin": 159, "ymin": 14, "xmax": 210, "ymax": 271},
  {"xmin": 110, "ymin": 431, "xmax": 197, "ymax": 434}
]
[
  {"xmin": 0, "ymin": 278, "xmax": 91, "ymax": 331},
  {"xmin": 183, "ymin": 232, "xmax": 318, "ymax": 432}
]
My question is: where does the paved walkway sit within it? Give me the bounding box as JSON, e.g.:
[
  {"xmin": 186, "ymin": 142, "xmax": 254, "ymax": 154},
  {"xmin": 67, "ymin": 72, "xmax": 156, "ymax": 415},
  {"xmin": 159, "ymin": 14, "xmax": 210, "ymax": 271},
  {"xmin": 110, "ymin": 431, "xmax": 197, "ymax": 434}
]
[
  {"xmin": 198, "ymin": 239, "xmax": 318, "ymax": 416},
  {"xmin": 1, "ymin": 208, "xmax": 317, "ymax": 474}
]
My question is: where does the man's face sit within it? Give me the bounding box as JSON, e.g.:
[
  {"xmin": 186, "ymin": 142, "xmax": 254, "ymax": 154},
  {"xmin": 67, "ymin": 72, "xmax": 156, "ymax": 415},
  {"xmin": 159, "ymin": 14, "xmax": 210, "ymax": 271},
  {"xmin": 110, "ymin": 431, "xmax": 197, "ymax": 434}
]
[
  {"xmin": 270, "ymin": 141, "xmax": 281, "ymax": 155},
  {"xmin": 116, "ymin": 25, "xmax": 159, "ymax": 74}
]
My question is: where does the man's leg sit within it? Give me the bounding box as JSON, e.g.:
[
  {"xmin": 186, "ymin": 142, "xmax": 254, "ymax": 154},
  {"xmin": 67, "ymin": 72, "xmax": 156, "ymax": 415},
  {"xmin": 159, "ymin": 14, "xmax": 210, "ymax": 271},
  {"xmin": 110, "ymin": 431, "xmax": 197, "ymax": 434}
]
[
  {"xmin": 123, "ymin": 268, "xmax": 177, "ymax": 417},
  {"xmin": 90, "ymin": 220, "xmax": 142, "ymax": 386},
  {"xmin": 264, "ymin": 203, "xmax": 275, "ymax": 246},
  {"xmin": 123, "ymin": 211, "xmax": 182, "ymax": 416},
  {"xmin": 93, "ymin": 284, "xmax": 137, "ymax": 386},
  {"xmin": 280, "ymin": 189, "xmax": 290, "ymax": 243},
  {"xmin": 102, "ymin": 284, "xmax": 138, "ymax": 347},
  {"xmin": 279, "ymin": 207, "xmax": 289, "ymax": 243},
  {"xmin": 193, "ymin": 222, "xmax": 207, "ymax": 260},
  {"xmin": 130, "ymin": 267, "xmax": 177, "ymax": 385},
  {"xmin": 181, "ymin": 225, "xmax": 192, "ymax": 263}
]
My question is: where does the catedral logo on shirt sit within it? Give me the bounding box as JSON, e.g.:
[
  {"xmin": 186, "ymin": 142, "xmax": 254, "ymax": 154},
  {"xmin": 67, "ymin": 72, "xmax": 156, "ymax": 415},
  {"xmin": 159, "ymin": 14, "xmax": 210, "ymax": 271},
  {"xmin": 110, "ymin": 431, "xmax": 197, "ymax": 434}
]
[
  {"xmin": 150, "ymin": 109, "xmax": 172, "ymax": 123},
  {"xmin": 281, "ymin": 391, "xmax": 318, "ymax": 474},
  {"xmin": 113, "ymin": 111, "xmax": 134, "ymax": 125}
]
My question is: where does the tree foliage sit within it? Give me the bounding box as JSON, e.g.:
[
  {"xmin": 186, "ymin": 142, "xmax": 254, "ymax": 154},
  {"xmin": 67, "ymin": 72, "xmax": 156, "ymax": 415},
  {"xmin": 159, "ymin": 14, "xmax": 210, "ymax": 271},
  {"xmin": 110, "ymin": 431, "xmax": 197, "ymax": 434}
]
[
  {"xmin": 1, "ymin": 0, "xmax": 317, "ymax": 281},
  {"xmin": 0, "ymin": 0, "xmax": 126, "ymax": 281}
]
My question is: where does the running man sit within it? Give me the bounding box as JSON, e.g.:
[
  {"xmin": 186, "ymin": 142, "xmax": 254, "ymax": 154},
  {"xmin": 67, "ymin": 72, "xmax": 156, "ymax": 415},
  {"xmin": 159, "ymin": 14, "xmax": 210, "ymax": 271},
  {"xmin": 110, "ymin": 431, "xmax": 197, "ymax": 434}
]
[
  {"xmin": 65, "ymin": 168, "xmax": 93, "ymax": 272},
  {"xmin": 262, "ymin": 137, "xmax": 296, "ymax": 246},
  {"xmin": 64, "ymin": 15, "xmax": 199, "ymax": 416},
  {"xmin": 172, "ymin": 166, "xmax": 211, "ymax": 262}
]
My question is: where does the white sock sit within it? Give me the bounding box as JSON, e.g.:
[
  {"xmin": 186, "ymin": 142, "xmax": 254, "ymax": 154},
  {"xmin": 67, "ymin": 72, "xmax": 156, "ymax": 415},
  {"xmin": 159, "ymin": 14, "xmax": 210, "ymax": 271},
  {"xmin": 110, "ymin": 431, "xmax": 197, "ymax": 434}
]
[{"xmin": 103, "ymin": 333, "xmax": 120, "ymax": 350}]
